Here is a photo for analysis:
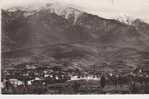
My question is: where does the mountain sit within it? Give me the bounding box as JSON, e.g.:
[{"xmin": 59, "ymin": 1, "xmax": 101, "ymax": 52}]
[{"xmin": 2, "ymin": 3, "xmax": 149, "ymax": 71}]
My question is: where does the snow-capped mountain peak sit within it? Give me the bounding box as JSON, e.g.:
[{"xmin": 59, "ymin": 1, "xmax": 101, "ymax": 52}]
[
  {"xmin": 6, "ymin": 2, "xmax": 84, "ymax": 24},
  {"xmin": 43, "ymin": 3, "xmax": 84, "ymax": 24}
]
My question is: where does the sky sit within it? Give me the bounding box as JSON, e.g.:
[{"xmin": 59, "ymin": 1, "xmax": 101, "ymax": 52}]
[{"xmin": 1, "ymin": 0, "xmax": 149, "ymax": 23}]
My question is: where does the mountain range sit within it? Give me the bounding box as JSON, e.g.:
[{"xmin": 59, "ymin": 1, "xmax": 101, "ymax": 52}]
[{"xmin": 2, "ymin": 3, "xmax": 149, "ymax": 71}]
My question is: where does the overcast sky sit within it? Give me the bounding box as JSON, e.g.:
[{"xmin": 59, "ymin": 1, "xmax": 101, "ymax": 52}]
[{"xmin": 1, "ymin": 0, "xmax": 149, "ymax": 23}]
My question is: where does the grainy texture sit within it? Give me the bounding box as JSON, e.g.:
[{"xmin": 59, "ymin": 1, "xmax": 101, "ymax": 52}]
[{"xmin": 1, "ymin": 1, "xmax": 149, "ymax": 94}]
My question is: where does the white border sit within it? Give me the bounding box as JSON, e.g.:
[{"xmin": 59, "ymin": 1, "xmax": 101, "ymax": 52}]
[{"xmin": 0, "ymin": 0, "xmax": 149, "ymax": 98}]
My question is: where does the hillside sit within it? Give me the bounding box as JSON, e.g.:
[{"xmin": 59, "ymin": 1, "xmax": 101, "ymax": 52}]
[{"xmin": 2, "ymin": 3, "xmax": 149, "ymax": 71}]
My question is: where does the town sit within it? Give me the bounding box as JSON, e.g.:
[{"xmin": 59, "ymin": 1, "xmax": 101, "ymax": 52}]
[{"xmin": 1, "ymin": 62, "xmax": 149, "ymax": 94}]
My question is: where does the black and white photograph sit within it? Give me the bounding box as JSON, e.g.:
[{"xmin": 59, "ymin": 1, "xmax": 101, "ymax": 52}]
[{"xmin": 1, "ymin": 0, "xmax": 149, "ymax": 95}]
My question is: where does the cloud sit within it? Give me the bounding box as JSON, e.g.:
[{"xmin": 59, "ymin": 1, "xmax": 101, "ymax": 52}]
[{"xmin": 1, "ymin": 0, "xmax": 149, "ymax": 23}]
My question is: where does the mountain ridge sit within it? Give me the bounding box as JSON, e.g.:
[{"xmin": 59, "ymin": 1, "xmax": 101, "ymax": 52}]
[{"xmin": 2, "ymin": 3, "xmax": 149, "ymax": 71}]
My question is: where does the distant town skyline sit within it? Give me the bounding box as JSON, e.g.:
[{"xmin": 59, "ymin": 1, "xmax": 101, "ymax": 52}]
[{"xmin": 1, "ymin": 0, "xmax": 149, "ymax": 23}]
